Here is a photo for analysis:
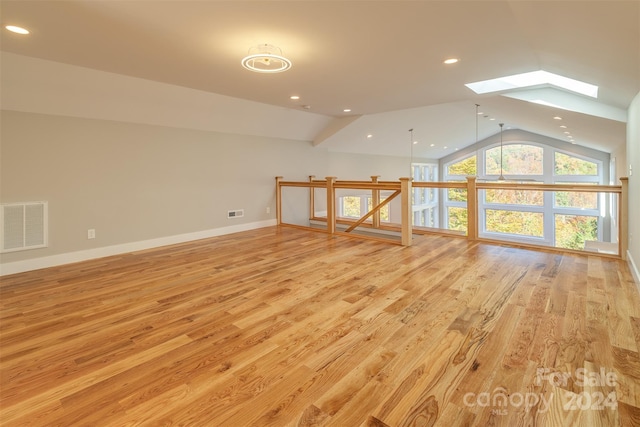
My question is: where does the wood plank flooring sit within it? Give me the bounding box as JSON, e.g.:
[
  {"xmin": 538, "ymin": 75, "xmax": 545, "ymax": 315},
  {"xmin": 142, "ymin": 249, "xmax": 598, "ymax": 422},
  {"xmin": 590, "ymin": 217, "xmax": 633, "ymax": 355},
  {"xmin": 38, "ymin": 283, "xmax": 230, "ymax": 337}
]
[{"xmin": 1, "ymin": 226, "xmax": 639, "ymax": 426}]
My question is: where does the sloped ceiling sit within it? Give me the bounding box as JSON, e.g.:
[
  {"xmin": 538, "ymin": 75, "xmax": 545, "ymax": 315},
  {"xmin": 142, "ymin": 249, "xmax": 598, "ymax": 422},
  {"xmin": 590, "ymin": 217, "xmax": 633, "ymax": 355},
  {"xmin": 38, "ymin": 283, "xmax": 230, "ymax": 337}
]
[{"xmin": 1, "ymin": 1, "xmax": 638, "ymax": 158}]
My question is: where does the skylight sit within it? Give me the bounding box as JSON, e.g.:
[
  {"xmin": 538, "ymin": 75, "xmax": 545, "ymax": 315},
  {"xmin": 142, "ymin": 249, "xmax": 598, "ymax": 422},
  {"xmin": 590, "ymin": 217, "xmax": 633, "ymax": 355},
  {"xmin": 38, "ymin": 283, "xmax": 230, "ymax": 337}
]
[{"xmin": 465, "ymin": 70, "xmax": 598, "ymax": 98}]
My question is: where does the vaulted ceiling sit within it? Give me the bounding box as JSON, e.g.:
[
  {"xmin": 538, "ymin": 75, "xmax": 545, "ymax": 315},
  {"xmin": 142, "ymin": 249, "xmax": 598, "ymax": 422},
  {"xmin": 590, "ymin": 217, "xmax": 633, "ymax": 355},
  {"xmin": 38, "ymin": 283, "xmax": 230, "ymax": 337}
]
[{"xmin": 1, "ymin": 1, "xmax": 638, "ymax": 158}]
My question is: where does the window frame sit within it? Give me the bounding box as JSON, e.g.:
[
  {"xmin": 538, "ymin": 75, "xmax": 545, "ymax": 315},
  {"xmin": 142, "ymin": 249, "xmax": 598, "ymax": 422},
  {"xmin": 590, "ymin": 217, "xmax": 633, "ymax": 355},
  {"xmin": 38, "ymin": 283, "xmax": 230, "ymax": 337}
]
[{"xmin": 442, "ymin": 141, "xmax": 605, "ymax": 247}]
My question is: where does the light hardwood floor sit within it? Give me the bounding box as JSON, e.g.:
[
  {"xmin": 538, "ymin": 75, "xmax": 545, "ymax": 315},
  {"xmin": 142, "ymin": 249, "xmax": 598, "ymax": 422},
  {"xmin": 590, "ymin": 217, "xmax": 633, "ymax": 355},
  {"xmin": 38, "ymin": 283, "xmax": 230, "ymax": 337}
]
[{"xmin": 1, "ymin": 226, "xmax": 639, "ymax": 426}]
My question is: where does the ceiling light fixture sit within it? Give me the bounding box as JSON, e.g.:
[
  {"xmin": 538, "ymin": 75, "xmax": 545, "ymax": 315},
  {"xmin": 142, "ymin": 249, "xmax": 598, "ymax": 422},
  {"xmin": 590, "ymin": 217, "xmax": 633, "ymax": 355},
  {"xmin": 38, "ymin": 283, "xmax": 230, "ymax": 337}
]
[
  {"xmin": 241, "ymin": 44, "xmax": 292, "ymax": 73},
  {"xmin": 343, "ymin": 109, "xmax": 351, "ymax": 113},
  {"xmin": 554, "ymin": 116, "xmax": 563, "ymax": 120},
  {"xmin": 290, "ymin": 95, "xmax": 300, "ymax": 100},
  {"xmin": 5, "ymin": 25, "xmax": 29, "ymax": 34},
  {"xmin": 444, "ymin": 58, "xmax": 459, "ymax": 65}
]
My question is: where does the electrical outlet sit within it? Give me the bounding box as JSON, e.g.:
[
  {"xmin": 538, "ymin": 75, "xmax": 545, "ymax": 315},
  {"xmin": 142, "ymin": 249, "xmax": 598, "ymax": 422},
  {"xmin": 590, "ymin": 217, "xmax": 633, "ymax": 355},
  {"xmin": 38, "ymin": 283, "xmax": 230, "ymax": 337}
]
[{"xmin": 87, "ymin": 229, "xmax": 96, "ymax": 239}]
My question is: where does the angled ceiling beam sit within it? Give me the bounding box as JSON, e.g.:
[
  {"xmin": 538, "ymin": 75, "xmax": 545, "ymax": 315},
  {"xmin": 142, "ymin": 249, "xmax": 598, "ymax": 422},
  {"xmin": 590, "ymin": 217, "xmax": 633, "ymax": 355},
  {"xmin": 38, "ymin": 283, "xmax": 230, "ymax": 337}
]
[{"xmin": 313, "ymin": 115, "xmax": 363, "ymax": 146}]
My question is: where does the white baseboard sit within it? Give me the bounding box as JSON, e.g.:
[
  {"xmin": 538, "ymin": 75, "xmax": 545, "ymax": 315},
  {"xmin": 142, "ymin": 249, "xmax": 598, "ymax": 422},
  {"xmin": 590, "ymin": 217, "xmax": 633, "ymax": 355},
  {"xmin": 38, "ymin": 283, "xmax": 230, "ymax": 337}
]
[
  {"xmin": 0, "ymin": 219, "xmax": 276, "ymax": 276},
  {"xmin": 628, "ymin": 250, "xmax": 640, "ymax": 292}
]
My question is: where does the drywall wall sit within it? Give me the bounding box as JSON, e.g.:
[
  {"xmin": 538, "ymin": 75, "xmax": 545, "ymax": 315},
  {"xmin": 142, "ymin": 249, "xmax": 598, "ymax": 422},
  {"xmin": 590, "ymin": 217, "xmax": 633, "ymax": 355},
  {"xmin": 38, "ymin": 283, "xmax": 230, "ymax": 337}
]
[
  {"xmin": 0, "ymin": 111, "xmax": 328, "ymax": 268},
  {"xmin": 328, "ymin": 151, "xmax": 436, "ymax": 181}
]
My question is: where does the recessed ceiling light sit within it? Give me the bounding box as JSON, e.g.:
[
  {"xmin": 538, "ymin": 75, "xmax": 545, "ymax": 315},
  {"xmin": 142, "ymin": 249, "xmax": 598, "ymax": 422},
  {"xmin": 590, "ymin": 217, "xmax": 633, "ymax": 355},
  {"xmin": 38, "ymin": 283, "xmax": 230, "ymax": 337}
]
[
  {"xmin": 564, "ymin": 131, "xmax": 571, "ymax": 135},
  {"xmin": 444, "ymin": 58, "xmax": 459, "ymax": 65},
  {"xmin": 560, "ymin": 125, "xmax": 567, "ymax": 128},
  {"xmin": 343, "ymin": 109, "xmax": 352, "ymax": 113},
  {"xmin": 430, "ymin": 143, "xmax": 435, "ymax": 147},
  {"xmin": 413, "ymin": 141, "xmax": 418, "ymax": 145},
  {"xmin": 5, "ymin": 25, "xmax": 29, "ymax": 34},
  {"xmin": 290, "ymin": 95, "xmax": 300, "ymax": 100},
  {"xmin": 489, "ymin": 118, "xmax": 496, "ymax": 121},
  {"xmin": 443, "ymin": 146, "xmax": 448, "ymax": 149},
  {"xmin": 477, "ymin": 111, "xmax": 484, "ymax": 115},
  {"xmin": 554, "ymin": 116, "xmax": 563, "ymax": 120},
  {"xmin": 366, "ymin": 134, "xmax": 373, "ymax": 139}
]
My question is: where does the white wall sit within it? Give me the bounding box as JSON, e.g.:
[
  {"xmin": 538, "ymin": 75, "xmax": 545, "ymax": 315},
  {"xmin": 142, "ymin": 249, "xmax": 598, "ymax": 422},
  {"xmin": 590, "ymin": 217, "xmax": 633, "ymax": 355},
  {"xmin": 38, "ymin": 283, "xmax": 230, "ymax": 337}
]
[
  {"xmin": 328, "ymin": 152, "xmax": 435, "ymax": 181},
  {"xmin": 626, "ymin": 91, "xmax": 640, "ymax": 284},
  {"xmin": 0, "ymin": 111, "xmax": 328, "ymax": 273}
]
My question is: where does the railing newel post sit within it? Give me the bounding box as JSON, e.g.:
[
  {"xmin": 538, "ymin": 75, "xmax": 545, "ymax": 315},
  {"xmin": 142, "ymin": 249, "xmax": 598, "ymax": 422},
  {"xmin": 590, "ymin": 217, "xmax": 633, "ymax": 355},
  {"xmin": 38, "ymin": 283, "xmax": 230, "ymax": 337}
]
[
  {"xmin": 309, "ymin": 175, "xmax": 316, "ymax": 220},
  {"xmin": 275, "ymin": 176, "xmax": 283, "ymax": 225},
  {"xmin": 371, "ymin": 175, "xmax": 381, "ymax": 229},
  {"xmin": 400, "ymin": 177, "xmax": 413, "ymax": 246},
  {"xmin": 620, "ymin": 177, "xmax": 628, "ymax": 260},
  {"xmin": 466, "ymin": 176, "xmax": 478, "ymax": 240},
  {"xmin": 326, "ymin": 177, "xmax": 337, "ymax": 235}
]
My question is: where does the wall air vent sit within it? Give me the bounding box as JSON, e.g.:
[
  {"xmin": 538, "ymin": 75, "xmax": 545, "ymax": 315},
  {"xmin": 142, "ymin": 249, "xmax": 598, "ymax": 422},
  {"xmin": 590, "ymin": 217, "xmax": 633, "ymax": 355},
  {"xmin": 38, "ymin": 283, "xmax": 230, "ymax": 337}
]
[
  {"xmin": 227, "ymin": 209, "xmax": 244, "ymax": 219},
  {"xmin": 1, "ymin": 202, "xmax": 48, "ymax": 253}
]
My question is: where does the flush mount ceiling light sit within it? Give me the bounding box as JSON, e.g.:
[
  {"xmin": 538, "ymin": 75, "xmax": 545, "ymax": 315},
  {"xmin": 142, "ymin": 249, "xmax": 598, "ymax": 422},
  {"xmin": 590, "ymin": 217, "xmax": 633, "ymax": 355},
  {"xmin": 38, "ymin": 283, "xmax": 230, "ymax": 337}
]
[{"xmin": 241, "ymin": 44, "xmax": 291, "ymax": 73}]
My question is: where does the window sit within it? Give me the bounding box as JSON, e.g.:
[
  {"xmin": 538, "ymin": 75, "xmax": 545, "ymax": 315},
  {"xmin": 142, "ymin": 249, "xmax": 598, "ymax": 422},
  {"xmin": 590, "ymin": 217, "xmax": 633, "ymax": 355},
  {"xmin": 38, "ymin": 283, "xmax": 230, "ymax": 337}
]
[
  {"xmin": 485, "ymin": 188, "xmax": 544, "ymax": 206},
  {"xmin": 412, "ymin": 163, "xmax": 439, "ymax": 228},
  {"xmin": 554, "ymin": 183, "xmax": 598, "ymax": 209},
  {"xmin": 555, "ymin": 214, "xmax": 598, "ymax": 250},
  {"xmin": 443, "ymin": 140, "xmax": 607, "ymax": 249},
  {"xmin": 486, "ymin": 144, "xmax": 543, "ymax": 175},
  {"xmin": 555, "ymin": 152, "xmax": 598, "ymax": 175},
  {"xmin": 485, "ymin": 210, "xmax": 544, "ymax": 237},
  {"xmin": 447, "ymin": 156, "xmax": 476, "ymax": 176},
  {"xmin": 341, "ymin": 196, "xmax": 361, "ymax": 219},
  {"xmin": 339, "ymin": 195, "xmax": 389, "ymax": 222},
  {"xmin": 443, "ymin": 156, "xmax": 475, "ymax": 231},
  {"xmin": 368, "ymin": 197, "xmax": 390, "ymax": 222}
]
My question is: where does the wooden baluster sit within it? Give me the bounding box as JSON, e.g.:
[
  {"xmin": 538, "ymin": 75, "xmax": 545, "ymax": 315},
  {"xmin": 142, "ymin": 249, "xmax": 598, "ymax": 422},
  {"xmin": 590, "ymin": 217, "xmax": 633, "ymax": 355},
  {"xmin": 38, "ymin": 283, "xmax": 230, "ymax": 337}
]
[
  {"xmin": 371, "ymin": 175, "xmax": 381, "ymax": 229},
  {"xmin": 466, "ymin": 176, "xmax": 478, "ymax": 240},
  {"xmin": 400, "ymin": 177, "xmax": 413, "ymax": 246}
]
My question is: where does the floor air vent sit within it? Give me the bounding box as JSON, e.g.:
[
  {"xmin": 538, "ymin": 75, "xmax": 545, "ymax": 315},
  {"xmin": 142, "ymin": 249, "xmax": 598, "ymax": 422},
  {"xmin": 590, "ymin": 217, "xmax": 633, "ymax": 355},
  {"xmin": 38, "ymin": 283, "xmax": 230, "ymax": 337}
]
[{"xmin": 1, "ymin": 202, "xmax": 48, "ymax": 253}]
